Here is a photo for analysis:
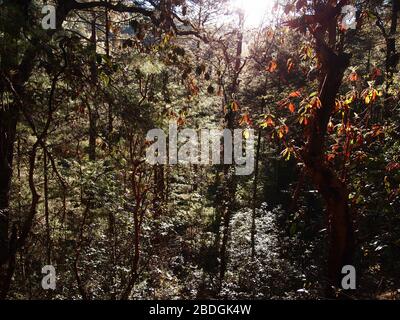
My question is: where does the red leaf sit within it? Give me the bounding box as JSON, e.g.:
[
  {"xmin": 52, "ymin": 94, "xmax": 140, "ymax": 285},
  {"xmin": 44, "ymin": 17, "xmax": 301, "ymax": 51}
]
[
  {"xmin": 287, "ymin": 58, "xmax": 294, "ymax": 73},
  {"xmin": 386, "ymin": 162, "xmax": 400, "ymax": 172},
  {"xmin": 296, "ymin": 0, "xmax": 307, "ymax": 11},
  {"xmin": 266, "ymin": 60, "xmax": 278, "ymax": 72},
  {"xmin": 289, "ymin": 91, "xmax": 301, "ymax": 98},
  {"xmin": 349, "ymin": 72, "xmax": 358, "ymax": 82},
  {"xmin": 239, "ymin": 113, "xmax": 252, "ymax": 126}
]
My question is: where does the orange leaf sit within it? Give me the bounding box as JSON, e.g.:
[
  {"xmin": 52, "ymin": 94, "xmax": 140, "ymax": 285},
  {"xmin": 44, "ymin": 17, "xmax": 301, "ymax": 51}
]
[
  {"xmin": 261, "ymin": 116, "xmax": 275, "ymax": 128},
  {"xmin": 327, "ymin": 120, "xmax": 334, "ymax": 133},
  {"xmin": 188, "ymin": 78, "xmax": 199, "ymax": 95},
  {"xmin": 288, "ymin": 103, "xmax": 295, "ymax": 113},
  {"xmin": 266, "ymin": 60, "xmax": 277, "ymax": 72},
  {"xmin": 287, "ymin": 58, "xmax": 294, "ymax": 73},
  {"xmin": 349, "ymin": 72, "xmax": 358, "ymax": 82},
  {"xmin": 372, "ymin": 67, "xmax": 382, "ymax": 79},
  {"xmin": 289, "ymin": 91, "xmax": 301, "ymax": 98},
  {"xmin": 278, "ymin": 125, "xmax": 289, "ymax": 138},
  {"xmin": 327, "ymin": 153, "xmax": 336, "ymax": 161},
  {"xmin": 311, "ymin": 96, "xmax": 322, "ymax": 109},
  {"xmin": 231, "ymin": 100, "xmax": 239, "ymax": 112},
  {"xmin": 239, "ymin": 113, "xmax": 252, "ymax": 126},
  {"xmin": 177, "ymin": 116, "xmax": 185, "ymax": 126}
]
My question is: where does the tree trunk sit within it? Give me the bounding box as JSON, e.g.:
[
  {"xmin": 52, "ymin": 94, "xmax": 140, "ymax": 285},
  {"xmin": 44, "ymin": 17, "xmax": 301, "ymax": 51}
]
[
  {"xmin": 383, "ymin": 0, "xmax": 399, "ymax": 118},
  {"xmin": 306, "ymin": 160, "xmax": 354, "ymax": 296},
  {"xmin": 251, "ymin": 129, "xmax": 261, "ymax": 259},
  {"xmin": 43, "ymin": 145, "xmax": 51, "ymax": 265},
  {"xmin": 218, "ymin": 12, "xmax": 244, "ymax": 291},
  {"xmin": 88, "ymin": 107, "xmax": 97, "ymax": 162},
  {"xmin": 303, "ymin": 38, "xmax": 354, "ymax": 297},
  {"xmin": 153, "ymin": 164, "xmax": 165, "ymax": 218},
  {"xmin": 0, "ymin": 105, "xmax": 19, "ymax": 298},
  {"xmin": 88, "ymin": 17, "xmax": 98, "ymax": 161},
  {"xmin": 385, "ymin": 0, "xmax": 399, "ymax": 90}
]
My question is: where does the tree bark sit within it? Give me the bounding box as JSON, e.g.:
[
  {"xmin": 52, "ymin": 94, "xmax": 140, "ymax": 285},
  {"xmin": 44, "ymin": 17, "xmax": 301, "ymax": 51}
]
[
  {"xmin": 303, "ymin": 38, "xmax": 354, "ymax": 297},
  {"xmin": 251, "ymin": 128, "xmax": 262, "ymax": 259},
  {"xmin": 385, "ymin": 0, "xmax": 399, "ymax": 89},
  {"xmin": 43, "ymin": 145, "xmax": 51, "ymax": 265},
  {"xmin": 218, "ymin": 12, "xmax": 244, "ymax": 291},
  {"xmin": 89, "ymin": 16, "xmax": 98, "ymax": 162},
  {"xmin": 0, "ymin": 105, "xmax": 19, "ymax": 298}
]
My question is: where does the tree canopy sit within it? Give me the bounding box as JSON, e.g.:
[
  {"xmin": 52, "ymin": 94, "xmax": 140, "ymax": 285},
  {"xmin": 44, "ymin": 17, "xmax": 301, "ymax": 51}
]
[{"xmin": 0, "ymin": 0, "xmax": 399, "ymax": 300}]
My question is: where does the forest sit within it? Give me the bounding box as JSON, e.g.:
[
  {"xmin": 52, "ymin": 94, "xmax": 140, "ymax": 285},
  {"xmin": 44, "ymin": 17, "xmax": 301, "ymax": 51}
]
[{"xmin": 0, "ymin": 0, "xmax": 399, "ymax": 300}]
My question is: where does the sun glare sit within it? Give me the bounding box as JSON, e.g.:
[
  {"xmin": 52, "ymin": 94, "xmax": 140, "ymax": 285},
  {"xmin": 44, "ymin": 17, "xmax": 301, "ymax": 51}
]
[{"xmin": 232, "ymin": 0, "xmax": 276, "ymax": 27}]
